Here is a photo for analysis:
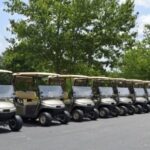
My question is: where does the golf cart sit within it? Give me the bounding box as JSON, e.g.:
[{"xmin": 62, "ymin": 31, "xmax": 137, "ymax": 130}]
[
  {"xmin": 13, "ymin": 72, "xmax": 70, "ymax": 126},
  {"xmin": 113, "ymin": 78, "xmax": 135, "ymax": 115},
  {"xmin": 92, "ymin": 76, "xmax": 120, "ymax": 118},
  {"xmin": 0, "ymin": 70, "xmax": 23, "ymax": 131},
  {"xmin": 129, "ymin": 79, "xmax": 149, "ymax": 114},
  {"xmin": 143, "ymin": 81, "xmax": 150, "ymax": 108},
  {"xmin": 58, "ymin": 75, "xmax": 99, "ymax": 122}
]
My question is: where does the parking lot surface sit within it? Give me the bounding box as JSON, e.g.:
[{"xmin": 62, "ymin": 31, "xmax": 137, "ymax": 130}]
[{"xmin": 0, "ymin": 114, "xmax": 150, "ymax": 150}]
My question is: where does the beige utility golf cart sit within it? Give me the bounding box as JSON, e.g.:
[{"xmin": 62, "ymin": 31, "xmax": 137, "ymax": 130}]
[
  {"xmin": 143, "ymin": 80, "xmax": 150, "ymax": 108},
  {"xmin": 13, "ymin": 72, "xmax": 70, "ymax": 126},
  {"xmin": 56, "ymin": 75, "xmax": 99, "ymax": 122},
  {"xmin": 91, "ymin": 76, "xmax": 120, "ymax": 118},
  {"xmin": 0, "ymin": 70, "xmax": 23, "ymax": 131},
  {"xmin": 112, "ymin": 78, "xmax": 136, "ymax": 115},
  {"xmin": 128, "ymin": 79, "xmax": 150, "ymax": 114}
]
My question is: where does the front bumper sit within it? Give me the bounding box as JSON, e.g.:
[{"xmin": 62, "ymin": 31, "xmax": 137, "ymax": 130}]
[{"xmin": 0, "ymin": 112, "xmax": 15, "ymax": 121}]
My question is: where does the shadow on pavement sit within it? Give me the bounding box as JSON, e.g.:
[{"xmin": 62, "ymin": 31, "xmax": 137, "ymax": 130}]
[
  {"xmin": 23, "ymin": 120, "xmax": 62, "ymax": 127},
  {"xmin": 0, "ymin": 128, "xmax": 11, "ymax": 134}
]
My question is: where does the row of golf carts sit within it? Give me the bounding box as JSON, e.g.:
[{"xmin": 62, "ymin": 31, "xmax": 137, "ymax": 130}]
[{"xmin": 1, "ymin": 70, "xmax": 150, "ymax": 131}]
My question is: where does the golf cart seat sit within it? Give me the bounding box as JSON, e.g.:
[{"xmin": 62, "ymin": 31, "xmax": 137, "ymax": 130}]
[{"xmin": 16, "ymin": 91, "xmax": 38, "ymax": 100}]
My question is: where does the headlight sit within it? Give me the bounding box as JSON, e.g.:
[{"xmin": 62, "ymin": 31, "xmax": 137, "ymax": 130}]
[{"xmin": 0, "ymin": 109, "xmax": 3, "ymax": 112}]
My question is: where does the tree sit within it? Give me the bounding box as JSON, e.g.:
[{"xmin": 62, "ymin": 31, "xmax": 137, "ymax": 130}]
[
  {"xmin": 120, "ymin": 48, "xmax": 150, "ymax": 80},
  {"xmin": 3, "ymin": 0, "xmax": 137, "ymax": 74},
  {"xmin": 119, "ymin": 25, "xmax": 150, "ymax": 80}
]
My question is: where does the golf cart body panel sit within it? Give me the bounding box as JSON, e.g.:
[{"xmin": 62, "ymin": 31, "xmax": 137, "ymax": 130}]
[
  {"xmin": 41, "ymin": 100, "xmax": 65, "ymax": 108},
  {"xmin": 74, "ymin": 98, "xmax": 94, "ymax": 107},
  {"xmin": 135, "ymin": 97, "xmax": 147, "ymax": 103},
  {"xmin": 101, "ymin": 98, "xmax": 116, "ymax": 105},
  {"xmin": 119, "ymin": 97, "xmax": 132, "ymax": 104}
]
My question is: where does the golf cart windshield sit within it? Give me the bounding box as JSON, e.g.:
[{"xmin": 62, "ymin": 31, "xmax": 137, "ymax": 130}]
[
  {"xmin": 0, "ymin": 85, "xmax": 14, "ymax": 99},
  {"xmin": 99, "ymin": 87, "xmax": 114, "ymax": 97},
  {"xmin": 39, "ymin": 85, "xmax": 63, "ymax": 99},
  {"xmin": 73, "ymin": 86, "xmax": 93, "ymax": 98},
  {"xmin": 147, "ymin": 88, "xmax": 150, "ymax": 96},
  {"xmin": 134, "ymin": 88, "xmax": 145, "ymax": 97},
  {"xmin": 117, "ymin": 87, "xmax": 130, "ymax": 96}
]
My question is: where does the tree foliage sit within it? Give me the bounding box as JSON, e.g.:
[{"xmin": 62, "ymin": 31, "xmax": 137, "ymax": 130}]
[
  {"xmin": 119, "ymin": 25, "xmax": 150, "ymax": 80},
  {"xmin": 2, "ymin": 0, "xmax": 137, "ymax": 74}
]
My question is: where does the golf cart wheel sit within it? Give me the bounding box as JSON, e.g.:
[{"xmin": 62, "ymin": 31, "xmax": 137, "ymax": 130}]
[
  {"xmin": 110, "ymin": 107, "xmax": 119, "ymax": 117},
  {"xmin": 127, "ymin": 105, "xmax": 135, "ymax": 115},
  {"xmin": 135, "ymin": 104, "xmax": 143, "ymax": 114},
  {"xmin": 99, "ymin": 107, "xmax": 110, "ymax": 118},
  {"xmin": 147, "ymin": 104, "xmax": 150, "ymax": 110},
  {"xmin": 72, "ymin": 109, "xmax": 84, "ymax": 122},
  {"xmin": 39, "ymin": 112, "xmax": 52, "ymax": 126},
  {"xmin": 60, "ymin": 110, "xmax": 71, "ymax": 124},
  {"xmin": 90, "ymin": 108, "xmax": 99, "ymax": 120},
  {"xmin": 9, "ymin": 115, "xmax": 23, "ymax": 131},
  {"xmin": 118, "ymin": 106, "xmax": 128, "ymax": 116},
  {"xmin": 142, "ymin": 105, "xmax": 149, "ymax": 113}
]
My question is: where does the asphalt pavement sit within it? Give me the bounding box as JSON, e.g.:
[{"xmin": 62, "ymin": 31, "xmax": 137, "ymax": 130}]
[{"xmin": 0, "ymin": 113, "xmax": 150, "ymax": 150}]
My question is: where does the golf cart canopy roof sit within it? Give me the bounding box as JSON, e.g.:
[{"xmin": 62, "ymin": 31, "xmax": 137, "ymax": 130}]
[
  {"xmin": 89, "ymin": 76, "xmax": 111, "ymax": 80},
  {"xmin": 143, "ymin": 80, "xmax": 150, "ymax": 84},
  {"xmin": 56, "ymin": 74, "xmax": 89, "ymax": 79},
  {"xmin": 111, "ymin": 78, "xmax": 126, "ymax": 81},
  {"xmin": 91, "ymin": 77, "xmax": 127, "ymax": 83},
  {"xmin": 125, "ymin": 79, "xmax": 144, "ymax": 85},
  {"xmin": 110, "ymin": 78, "xmax": 127, "ymax": 83},
  {"xmin": 0, "ymin": 69, "xmax": 12, "ymax": 74},
  {"xmin": 13, "ymin": 72, "xmax": 58, "ymax": 77}
]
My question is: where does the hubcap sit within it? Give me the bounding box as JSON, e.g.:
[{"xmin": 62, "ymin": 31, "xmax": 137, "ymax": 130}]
[
  {"xmin": 10, "ymin": 119, "xmax": 16, "ymax": 128},
  {"xmin": 73, "ymin": 112, "xmax": 79, "ymax": 120},
  {"xmin": 120, "ymin": 108, "xmax": 124, "ymax": 115},
  {"xmin": 128, "ymin": 108, "xmax": 133, "ymax": 113},
  {"xmin": 90, "ymin": 112, "xmax": 95, "ymax": 118},
  {"xmin": 40, "ymin": 115, "xmax": 46, "ymax": 124},
  {"xmin": 135, "ymin": 107, "xmax": 139, "ymax": 113},
  {"xmin": 99, "ymin": 110, "xmax": 106, "ymax": 117},
  {"xmin": 111, "ymin": 110, "xmax": 116, "ymax": 115}
]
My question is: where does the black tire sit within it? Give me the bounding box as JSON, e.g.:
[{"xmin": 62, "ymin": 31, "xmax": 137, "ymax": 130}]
[
  {"xmin": 39, "ymin": 112, "xmax": 52, "ymax": 126},
  {"xmin": 110, "ymin": 107, "xmax": 119, "ymax": 117},
  {"xmin": 135, "ymin": 104, "xmax": 143, "ymax": 114},
  {"xmin": 118, "ymin": 106, "xmax": 128, "ymax": 116},
  {"xmin": 99, "ymin": 107, "xmax": 110, "ymax": 118},
  {"xmin": 9, "ymin": 115, "xmax": 23, "ymax": 131},
  {"xmin": 90, "ymin": 108, "xmax": 99, "ymax": 120},
  {"xmin": 60, "ymin": 110, "xmax": 71, "ymax": 124},
  {"xmin": 72, "ymin": 109, "xmax": 84, "ymax": 122},
  {"xmin": 147, "ymin": 104, "xmax": 150, "ymax": 110},
  {"xmin": 142, "ymin": 105, "xmax": 149, "ymax": 113},
  {"xmin": 127, "ymin": 105, "xmax": 135, "ymax": 115}
]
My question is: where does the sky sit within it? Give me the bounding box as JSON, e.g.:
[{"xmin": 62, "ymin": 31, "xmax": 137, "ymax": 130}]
[{"xmin": 0, "ymin": 0, "xmax": 150, "ymax": 54}]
